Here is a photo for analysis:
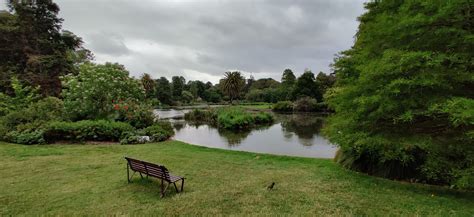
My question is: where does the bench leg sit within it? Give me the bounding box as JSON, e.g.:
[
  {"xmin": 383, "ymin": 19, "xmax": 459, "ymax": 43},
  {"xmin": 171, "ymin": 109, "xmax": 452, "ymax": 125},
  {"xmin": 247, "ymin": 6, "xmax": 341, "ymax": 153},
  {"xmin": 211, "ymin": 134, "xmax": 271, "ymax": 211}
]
[
  {"xmin": 160, "ymin": 179, "xmax": 170, "ymax": 198},
  {"xmin": 173, "ymin": 182, "xmax": 178, "ymax": 192},
  {"xmin": 139, "ymin": 173, "xmax": 144, "ymax": 179},
  {"xmin": 127, "ymin": 163, "xmax": 130, "ymax": 183},
  {"xmin": 180, "ymin": 179, "xmax": 184, "ymax": 192}
]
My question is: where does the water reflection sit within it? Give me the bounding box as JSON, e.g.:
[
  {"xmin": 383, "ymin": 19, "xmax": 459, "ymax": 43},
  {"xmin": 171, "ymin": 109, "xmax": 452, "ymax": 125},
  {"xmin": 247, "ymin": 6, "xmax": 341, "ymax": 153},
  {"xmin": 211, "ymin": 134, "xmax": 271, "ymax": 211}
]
[{"xmin": 164, "ymin": 110, "xmax": 337, "ymax": 158}]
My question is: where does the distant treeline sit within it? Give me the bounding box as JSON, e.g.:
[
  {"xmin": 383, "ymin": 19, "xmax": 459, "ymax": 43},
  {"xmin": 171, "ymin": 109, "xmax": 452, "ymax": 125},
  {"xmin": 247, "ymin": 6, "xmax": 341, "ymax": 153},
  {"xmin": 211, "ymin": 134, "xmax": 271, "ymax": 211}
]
[{"xmin": 141, "ymin": 69, "xmax": 335, "ymax": 106}]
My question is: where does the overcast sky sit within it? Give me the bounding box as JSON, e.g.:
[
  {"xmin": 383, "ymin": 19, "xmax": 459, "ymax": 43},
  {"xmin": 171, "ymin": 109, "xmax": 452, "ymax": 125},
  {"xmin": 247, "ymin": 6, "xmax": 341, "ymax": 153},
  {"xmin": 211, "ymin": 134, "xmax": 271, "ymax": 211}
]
[{"xmin": 1, "ymin": 0, "xmax": 366, "ymax": 83}]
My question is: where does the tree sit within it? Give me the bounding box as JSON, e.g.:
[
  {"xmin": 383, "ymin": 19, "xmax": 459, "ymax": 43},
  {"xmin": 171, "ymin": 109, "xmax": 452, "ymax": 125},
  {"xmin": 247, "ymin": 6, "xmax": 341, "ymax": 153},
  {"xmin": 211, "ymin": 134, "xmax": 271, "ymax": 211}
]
[
  {"xmin": 171, "ymin": 76, "xmax": 185, "ymax": 101},
  {"xmin": 220, "ymin": 71, "xmax": 245, "ymax": 102},
  {"xmin": 187, "ymin": 80, "xmax": 206, "ymax": 99},
  {"xmin": 281, "ymin": 69, "xmax": 296, "ymax": 87},
  {"xmin": 155, "ymin": 77, "xmax": 172, "ymax": 105},
  {"xmin": 314, "ymin": 72, "xmax": 335, "ymax": 102},
  {"xmin": 61, "ymin": 63, "xmax": 144, "ymax": 120},
  {"xmin": 0, "ymin": 0, "xmax": 89, "ymax": 96},
  {"xmin": 202, "ymin": 87, "xmax": 222, "ymax": 103},
  {"xmin": 181, "ymin": 90, "xmax": 194, "ymax": 103},
  {"xmin": 140, "ymin": 73, "xmax": 155, "ymax": 99},
  {"xmin": 249, "ymin": 78, "xmax": 280, "ymax": 90},
  {"xmin": 325, "ymin": 0, "xmax": 474, "ymax": 188},
  {"xmin": 281, "ymin": 69, "xmax": 296, "ymax": 100},
  {"xmin": 292, "ymin": 70, "xmax": 318, "ymax": 99}
]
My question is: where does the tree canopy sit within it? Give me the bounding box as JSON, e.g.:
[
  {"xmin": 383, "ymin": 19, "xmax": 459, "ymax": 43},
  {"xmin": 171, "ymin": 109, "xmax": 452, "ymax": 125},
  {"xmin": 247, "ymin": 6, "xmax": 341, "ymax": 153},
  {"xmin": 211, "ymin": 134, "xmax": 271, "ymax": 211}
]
[
  {"xmin": 325, "ymin": 0, "xmax": 473, "ymax": 189},
  {"xmin": 0, "ymin": 0, "xmax": 90, "ymax": 96}
]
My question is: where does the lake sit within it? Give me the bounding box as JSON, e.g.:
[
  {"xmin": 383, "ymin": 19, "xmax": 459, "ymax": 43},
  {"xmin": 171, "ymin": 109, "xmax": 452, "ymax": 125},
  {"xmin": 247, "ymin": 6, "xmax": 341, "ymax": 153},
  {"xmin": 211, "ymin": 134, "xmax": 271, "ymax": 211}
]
[{"xmin": 155, "ymin": 109, "xmax": 338, "ymax": 158}]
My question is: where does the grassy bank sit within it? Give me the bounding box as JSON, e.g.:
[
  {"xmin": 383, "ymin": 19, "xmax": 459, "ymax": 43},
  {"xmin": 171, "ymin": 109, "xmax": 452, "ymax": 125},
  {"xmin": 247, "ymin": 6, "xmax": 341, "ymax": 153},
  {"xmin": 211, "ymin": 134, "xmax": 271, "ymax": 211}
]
[{"xmin": 0, "ymin": 141, "xmax": 473, "ymax": 216}]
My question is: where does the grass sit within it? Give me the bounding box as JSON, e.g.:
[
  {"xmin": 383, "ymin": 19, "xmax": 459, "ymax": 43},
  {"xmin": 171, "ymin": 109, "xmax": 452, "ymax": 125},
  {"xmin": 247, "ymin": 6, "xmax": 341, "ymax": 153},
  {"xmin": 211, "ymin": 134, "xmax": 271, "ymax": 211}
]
[{"xmin": 0, "ymin": 141, "xmax": 473, "ymax": 216}]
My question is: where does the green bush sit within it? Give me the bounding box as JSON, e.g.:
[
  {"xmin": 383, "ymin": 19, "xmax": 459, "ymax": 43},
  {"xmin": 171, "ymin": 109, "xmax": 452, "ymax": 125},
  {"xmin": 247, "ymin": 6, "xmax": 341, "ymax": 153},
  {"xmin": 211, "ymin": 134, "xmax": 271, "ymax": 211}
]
[
  {"xmin": 0, "ymin": 97, "xmax": 64, "ymax": 144},
  {"xmin": 272, "ymin": 101, "xmax": 293, "ymax": 112},
  {"xmin": 293, "ymin": 97, "xmax": 319, "ymax": 112},
  {"xmin": 45, "ymin": 120, "xmax": 134, "ymax": 142},
  {"xmin": 120, "ymin": 121, "xmax": 174, "ymax": 144},
  {"xmin": 216, "ymin": 107, "xmax": 273, "ymax": 129},
  {"xmin": 217, "ymin": 108, "xmax": 254, "ymax": 129},
  {"xmin": 113, "ymin": 100, "xmax": 156, "ymax": 128},
  {"xmin": 62, "ymin": 63, "xmax": 145, "ymax": 120},
  {"xmin": 6, "ymin": 130, "xmax": 45, "ymax": 145},
  {"xmin": 143, "ymin": 121, "xmax": 175, "ymax": 142},
  {"xmin": 185, "ymin": 107, "xmax": 273, "ymax": 129},
  {"xmin": 119, "ymin": 131, "xmax": 144, "ymax": 145}
]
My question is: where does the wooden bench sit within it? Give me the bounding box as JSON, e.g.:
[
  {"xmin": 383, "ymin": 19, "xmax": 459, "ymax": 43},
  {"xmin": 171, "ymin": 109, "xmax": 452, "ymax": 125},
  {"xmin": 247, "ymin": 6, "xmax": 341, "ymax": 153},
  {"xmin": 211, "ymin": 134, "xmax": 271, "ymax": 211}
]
[{"xmin": 125, "ymin": 157, "xmax": 185, "ymax": 197}]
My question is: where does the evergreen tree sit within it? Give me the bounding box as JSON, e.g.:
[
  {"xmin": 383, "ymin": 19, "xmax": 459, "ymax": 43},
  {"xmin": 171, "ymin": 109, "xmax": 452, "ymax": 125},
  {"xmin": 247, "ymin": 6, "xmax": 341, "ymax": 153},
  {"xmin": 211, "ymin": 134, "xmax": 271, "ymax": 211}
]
[
  {"xmin": 0, "ymin": 0, "xmax": 89, "ymax": 96},
  {"xmin": 155, "ymin": 77, "xmax": 172, "ymax": 105},
  {"xmin": 325, "ymin": 0, "xmax": 474, "ymax": 188},
  {"xmin": 171, "ymin": 76, "xmax": 185, "ymax": 101},
  {"xmin": 292, "ymin": 70, "xmax": 318, "ymax": 100}
]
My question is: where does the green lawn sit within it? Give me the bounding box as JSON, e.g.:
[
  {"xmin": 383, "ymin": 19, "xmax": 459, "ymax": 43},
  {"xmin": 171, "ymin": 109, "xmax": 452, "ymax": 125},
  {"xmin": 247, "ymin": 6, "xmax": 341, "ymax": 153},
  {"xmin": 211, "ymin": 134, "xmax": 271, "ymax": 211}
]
[{"xmin": 0, "ymin": 141, "xmax": 473, "ymax": 216}]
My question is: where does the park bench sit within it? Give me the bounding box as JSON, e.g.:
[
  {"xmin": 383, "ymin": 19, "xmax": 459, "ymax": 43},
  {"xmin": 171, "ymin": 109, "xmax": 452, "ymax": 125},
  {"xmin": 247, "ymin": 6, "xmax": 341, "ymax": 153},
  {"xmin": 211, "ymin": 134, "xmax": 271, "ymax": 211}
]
[{"xmin": 125, "ymin": 157, "xmax": 185, "ymax": 197}]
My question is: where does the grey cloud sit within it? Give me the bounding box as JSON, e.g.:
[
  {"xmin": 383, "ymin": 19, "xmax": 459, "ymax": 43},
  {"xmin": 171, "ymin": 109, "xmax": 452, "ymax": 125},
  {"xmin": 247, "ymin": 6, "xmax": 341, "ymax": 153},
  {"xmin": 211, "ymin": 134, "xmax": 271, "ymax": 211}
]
[
  {"xmin": 54, "ymin": 0, "xmax": 366, "ymax": 83},
  {"xmin": 87, "ymin": 32, "xmax": 130, "ymax": 56}
]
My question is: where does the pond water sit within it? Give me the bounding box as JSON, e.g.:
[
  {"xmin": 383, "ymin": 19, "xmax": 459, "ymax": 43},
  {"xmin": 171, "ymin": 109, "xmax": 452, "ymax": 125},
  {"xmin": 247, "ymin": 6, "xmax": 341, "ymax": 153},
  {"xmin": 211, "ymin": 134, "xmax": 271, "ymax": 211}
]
[{"xmin": 155, "ymin": 109, "xmax": 338, "ymax": 158}]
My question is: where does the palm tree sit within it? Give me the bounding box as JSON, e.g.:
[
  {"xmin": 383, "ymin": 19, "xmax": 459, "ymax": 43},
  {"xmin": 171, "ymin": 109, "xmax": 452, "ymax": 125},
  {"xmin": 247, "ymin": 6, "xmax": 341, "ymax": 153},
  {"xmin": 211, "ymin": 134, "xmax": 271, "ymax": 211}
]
[{"xmin": 221, "ymin": 71, "xmax": 245, "ymax": 103}]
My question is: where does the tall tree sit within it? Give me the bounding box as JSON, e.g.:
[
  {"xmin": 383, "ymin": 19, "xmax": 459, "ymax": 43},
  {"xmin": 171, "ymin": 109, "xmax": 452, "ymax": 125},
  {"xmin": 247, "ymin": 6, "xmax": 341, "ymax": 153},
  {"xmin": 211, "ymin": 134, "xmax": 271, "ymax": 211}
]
[
  {"xmin": 140, "ymin": 73, "xmax": 155, "ymax": 99},
  {"xmin": 281, "ymin": 69, "xmax": 296, "ymax": 87},
  {"xmin": 155, "ymin": 77, "xmax": 172, "ymax": 105},
  {"xmin": 171, "ymin": 76, "xmax": 185, "ymax": 101},
  {"xmin": 221, "ymin": 71, "xmax": 245, "ymax": 102},
  {"xmin": 0, "ymin": 0, "xmax": 89, "ymax": 96},
  {"xmin": 325, "ymin": 0, "xmax": 474, "ymax": 188},
  {"xmin": 314, "ymin": 72, "xmax": 335, "ymax": 102},
  {"xmin": 292, "ymin": 70, "xmax": 318, "ymax": 100}
]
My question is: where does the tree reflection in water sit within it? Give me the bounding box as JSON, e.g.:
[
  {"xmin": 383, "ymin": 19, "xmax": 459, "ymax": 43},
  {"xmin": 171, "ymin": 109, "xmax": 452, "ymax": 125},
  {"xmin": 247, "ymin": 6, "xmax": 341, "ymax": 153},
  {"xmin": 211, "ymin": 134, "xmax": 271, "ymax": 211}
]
[{"xmin": 276, "ymin": 113, "xmax": 325, "ymax": 146}]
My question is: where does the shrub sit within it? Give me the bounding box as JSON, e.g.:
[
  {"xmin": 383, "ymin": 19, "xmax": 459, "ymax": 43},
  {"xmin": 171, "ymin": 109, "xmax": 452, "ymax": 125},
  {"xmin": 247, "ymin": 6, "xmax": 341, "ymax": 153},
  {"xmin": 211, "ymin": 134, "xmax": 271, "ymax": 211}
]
[
  {"xmin": 119, "ymin": 131, "xmax": 144, "ymax": 145},
  {"xmin": 216, "ymin": 107, "xmax": 273, "ymax": 129},
  {"xmin": 217, "ymin": 108, "xmax": 254, "ymax": 129},
  {"xmin": 0, "ymin": 97, "xmax": 64, "ymax": 144},
  {"xmin": 0, "ymin": 77, "xmax": 40, "ymax": 116},
  {"xmin": 293, "ymin": 97, "xmax": 318, "ymax": 112},
  {"xmin": 272, "ymin": 101, "xmax": 294, "ymax": 112},
  {"xmin": 112, "ymin": 100, "xmax": 156, "ymax": 128},
  {"xmin": 185, "ymin": 107, "xmax": 273, "ymax": 129},
  {"xmin": 120, "ymin": 121, "xmax": 174, "ymax": 144},
  {"xmin": 143, "ymin": 121, "xmax": 175, "ymax": 142},
  {"xmin": 45, "ymin": 120, "xmax": 134, "ymax": 142},
  {"xmin": 6, "ymin": 130, "xmax": 45, "ymax": 145},
  {"xmin": 62, "ymin": 63, "xmax": 145, "ymax": 120}
]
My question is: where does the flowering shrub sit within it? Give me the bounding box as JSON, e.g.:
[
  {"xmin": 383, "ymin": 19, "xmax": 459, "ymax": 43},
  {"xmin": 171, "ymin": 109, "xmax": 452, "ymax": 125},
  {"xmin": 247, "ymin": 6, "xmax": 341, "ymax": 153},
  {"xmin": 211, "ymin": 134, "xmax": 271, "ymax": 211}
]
[
  {"xmin": 61, "ymin": 63, "xmax": 145, "ymax": 120},
  {"xmin": 112, "ymin": 99, "xmax": 155, "ymax": 128}
]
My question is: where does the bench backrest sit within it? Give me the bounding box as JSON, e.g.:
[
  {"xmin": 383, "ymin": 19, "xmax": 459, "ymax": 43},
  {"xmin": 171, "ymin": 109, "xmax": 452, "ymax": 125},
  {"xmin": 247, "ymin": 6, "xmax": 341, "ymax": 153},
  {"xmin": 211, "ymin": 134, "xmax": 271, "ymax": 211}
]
[{"xmin": 125, "ymin": 157, "xmax": 170, "ymax": 181}]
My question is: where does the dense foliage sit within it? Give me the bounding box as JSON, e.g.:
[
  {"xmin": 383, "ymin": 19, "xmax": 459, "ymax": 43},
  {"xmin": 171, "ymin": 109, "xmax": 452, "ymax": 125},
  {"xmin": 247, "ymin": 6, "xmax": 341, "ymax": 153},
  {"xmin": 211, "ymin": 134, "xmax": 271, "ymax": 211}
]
[
  {"xmin": 45, "ymin": 120, "xmax": 134, "ymax": 142},
  {"xmin": 0, "ymin": 96, "xmax": 64, "ymax": 144},
  {"xmin": 272, "ymin": 101, "xmax": 294, "ymax": 112},
  {"xmin": 0, "ymin": 0, "xmax": 91, "ymax": 96},
  {"xmin": 119, "ymin": 121, "xmax": 174, "ymax": 144},
  {"xmin": 61, "ymin": 63, "xmax": 146, "ymax": 121},
  {"xmin": 325, "ymin": 0, "xmax": 473, "ymax": 189},
  {"xmin": 185, "ymin": 107, "xmax": 273, "ymax": 129}
]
